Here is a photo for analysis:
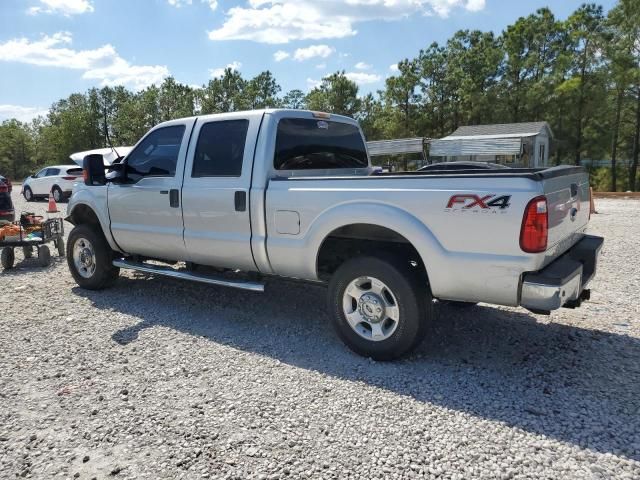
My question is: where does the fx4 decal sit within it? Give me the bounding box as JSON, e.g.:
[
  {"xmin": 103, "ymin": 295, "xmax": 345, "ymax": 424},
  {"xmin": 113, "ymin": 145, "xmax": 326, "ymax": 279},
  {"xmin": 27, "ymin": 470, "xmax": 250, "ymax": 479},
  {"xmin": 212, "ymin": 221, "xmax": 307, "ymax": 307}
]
[{"xmin": 446, "ymin": 194, "xmax": 512, "ymax": 210}]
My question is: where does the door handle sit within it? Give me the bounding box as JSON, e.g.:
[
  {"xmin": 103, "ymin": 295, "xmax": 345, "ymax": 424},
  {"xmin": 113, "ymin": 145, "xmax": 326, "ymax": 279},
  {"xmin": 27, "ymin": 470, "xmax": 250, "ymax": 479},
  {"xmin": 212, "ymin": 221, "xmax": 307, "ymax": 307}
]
[
  {"xmin": 159, "ymin": 190, "xmax": 169, "ymax": 194},
  {"xmin": 169, "ymin": 189, "xmax": 179, "ymax": 208},
  {"xmin": 234, "ymin": 191, "xmax": 247, "ymax": 212}
]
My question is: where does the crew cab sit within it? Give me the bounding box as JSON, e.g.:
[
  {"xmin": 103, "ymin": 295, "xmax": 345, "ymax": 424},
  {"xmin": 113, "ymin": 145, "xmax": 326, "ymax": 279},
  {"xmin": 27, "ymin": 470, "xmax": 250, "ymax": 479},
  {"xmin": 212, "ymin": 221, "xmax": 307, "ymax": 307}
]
[{"xmin": 65, "ymin": 109, "xmax": 603, "ymax": 360}]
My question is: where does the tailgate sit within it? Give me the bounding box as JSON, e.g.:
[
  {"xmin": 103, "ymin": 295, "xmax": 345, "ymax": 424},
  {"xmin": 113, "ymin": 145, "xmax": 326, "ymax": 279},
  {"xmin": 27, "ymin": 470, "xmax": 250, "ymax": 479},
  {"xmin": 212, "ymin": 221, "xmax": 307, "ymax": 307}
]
[{"xmin": 541, "ymin": 167, "xmax": 590, "ymax": 254}]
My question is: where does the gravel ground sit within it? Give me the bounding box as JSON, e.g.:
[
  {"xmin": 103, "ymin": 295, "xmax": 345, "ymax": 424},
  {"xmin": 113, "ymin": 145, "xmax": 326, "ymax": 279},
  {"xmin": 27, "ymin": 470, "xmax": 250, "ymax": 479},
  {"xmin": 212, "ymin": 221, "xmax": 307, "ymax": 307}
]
[{"xmin": 1, "ymin": 192, "xmax": 639, "ymax": 480}]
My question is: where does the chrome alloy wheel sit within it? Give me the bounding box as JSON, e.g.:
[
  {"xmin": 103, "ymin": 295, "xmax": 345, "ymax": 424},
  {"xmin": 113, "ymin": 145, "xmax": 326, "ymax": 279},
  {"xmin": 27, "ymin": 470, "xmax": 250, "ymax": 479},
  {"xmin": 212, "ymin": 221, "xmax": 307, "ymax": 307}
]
[
  {"xmin": 73, "ymin": 237, "xmax": 96, "ymax": 279},
  {"xmin": 342, "ymin": 276, "xmax": 400, "ymax": 342}
]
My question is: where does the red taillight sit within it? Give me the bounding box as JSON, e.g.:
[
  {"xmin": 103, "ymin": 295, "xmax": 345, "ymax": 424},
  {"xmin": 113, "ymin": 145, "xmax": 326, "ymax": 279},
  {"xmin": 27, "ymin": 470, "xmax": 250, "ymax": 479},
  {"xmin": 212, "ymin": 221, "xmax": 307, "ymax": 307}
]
[
  {"xmin": 520, "ymin": 196, "xmax": 548, "ymax": 253},
  {"xmin": 62, "ymin": 176, "xmax": 79, "ymax": 180}
]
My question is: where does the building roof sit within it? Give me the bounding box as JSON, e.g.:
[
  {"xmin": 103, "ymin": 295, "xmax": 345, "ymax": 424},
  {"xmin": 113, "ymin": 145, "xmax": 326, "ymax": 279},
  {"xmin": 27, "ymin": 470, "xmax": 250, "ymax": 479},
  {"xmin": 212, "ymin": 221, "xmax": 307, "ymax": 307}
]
[
  {"xmin": 366, "ymin": 138, "xmax": 427, "ymax": 157},
  {"xmin": 448, "ymin": 122, "xmax": 552, "ymax": 138}
]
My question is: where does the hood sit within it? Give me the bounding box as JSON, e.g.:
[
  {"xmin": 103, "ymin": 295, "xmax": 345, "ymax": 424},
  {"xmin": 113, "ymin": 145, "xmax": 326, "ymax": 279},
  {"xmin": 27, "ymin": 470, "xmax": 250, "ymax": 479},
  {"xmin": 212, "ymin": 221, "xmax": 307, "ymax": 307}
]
[{"xmin": 69, "ymin": 146, "xmax": 133, "ymax": 167}]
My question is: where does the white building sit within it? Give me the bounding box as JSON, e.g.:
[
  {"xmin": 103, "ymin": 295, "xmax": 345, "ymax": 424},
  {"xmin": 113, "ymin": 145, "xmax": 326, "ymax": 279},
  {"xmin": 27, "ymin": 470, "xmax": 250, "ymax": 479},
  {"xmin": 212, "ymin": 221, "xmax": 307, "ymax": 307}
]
[{"xmin": 429, "ymin": 122, "xmax": 553, "ymax": 168}]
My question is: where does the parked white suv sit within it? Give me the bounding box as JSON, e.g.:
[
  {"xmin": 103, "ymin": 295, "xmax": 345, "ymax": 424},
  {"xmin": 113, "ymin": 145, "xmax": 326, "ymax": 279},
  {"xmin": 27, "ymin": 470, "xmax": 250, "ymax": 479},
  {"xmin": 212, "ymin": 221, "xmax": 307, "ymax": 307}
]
[{"xmin": 23, "ymin": 165, "xmax": 83, "ymax": 202}]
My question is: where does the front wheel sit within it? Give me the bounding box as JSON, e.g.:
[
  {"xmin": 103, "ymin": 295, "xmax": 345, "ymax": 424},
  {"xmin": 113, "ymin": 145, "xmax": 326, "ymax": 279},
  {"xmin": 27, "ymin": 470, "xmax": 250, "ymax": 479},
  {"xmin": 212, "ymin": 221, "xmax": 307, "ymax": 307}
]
[
  {"xmin": 1, "ymin": 248, "xmax": 15, "ymax": 269},
  {"xmin": 37, "ymin": 245, "xmax": 51, "ymax": 267},
  {"xmin": 23, "ymin": 186, "xmax": 33, "ymax": 202},
  {"xmin": 327, "ymin": 256, "xmax": 429, "ymax": 361},
  {"xmin": 67, "ymin": 225, "xmax": 120, "ymax": 290}
]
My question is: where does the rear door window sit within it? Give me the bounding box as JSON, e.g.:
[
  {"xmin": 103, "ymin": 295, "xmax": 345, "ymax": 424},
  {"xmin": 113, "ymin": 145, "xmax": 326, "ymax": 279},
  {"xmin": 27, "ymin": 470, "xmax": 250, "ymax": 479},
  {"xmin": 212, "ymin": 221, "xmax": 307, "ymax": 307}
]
[
  {"xmin": 46, "ymin": 168, "xmax": 60, "ymax": 176},
  {"xmin": 192, "ymin": 120, "xmax": 249, "ymax": 177},
  {"xmin": 274, "ymin": 118, "xmax": 368, "ymax": 170}
]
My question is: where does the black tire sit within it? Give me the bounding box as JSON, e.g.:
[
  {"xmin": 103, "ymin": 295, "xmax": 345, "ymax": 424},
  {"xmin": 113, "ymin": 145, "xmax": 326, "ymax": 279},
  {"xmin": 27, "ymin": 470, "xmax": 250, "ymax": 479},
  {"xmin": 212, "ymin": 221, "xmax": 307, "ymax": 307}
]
[
  {"xmin": 55, "ymin": 238, "xmax": 65, "ymax": 257},
  {"xmin": 1, "ymin": 247, "xmax": 15, "ymax": 269},
  {"xmin": 37, "ymin": 245, "xmax": 51, "ymax": 267},
  {"xmin": 66, "ymin": 224, "xmax": 120, "ymax": 290},
  {"xmin": 327, "ymin": 256, "xmax": 430, "ymax": 361},
  {"xmin": 52, "ymin": 186, "xmax": 63, "ymax": 203},
  {"xmin": 23, "ymin": 186, "xmax": 33, "ymax": 202}
]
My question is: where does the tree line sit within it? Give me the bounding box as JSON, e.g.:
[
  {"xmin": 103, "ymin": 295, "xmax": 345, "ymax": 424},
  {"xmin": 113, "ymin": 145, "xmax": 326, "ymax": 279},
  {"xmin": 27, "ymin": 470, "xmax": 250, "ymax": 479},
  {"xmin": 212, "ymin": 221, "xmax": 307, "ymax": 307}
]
[{"xmin": 0, "ymin": 0, "xmax": 638, "ymax": 190}]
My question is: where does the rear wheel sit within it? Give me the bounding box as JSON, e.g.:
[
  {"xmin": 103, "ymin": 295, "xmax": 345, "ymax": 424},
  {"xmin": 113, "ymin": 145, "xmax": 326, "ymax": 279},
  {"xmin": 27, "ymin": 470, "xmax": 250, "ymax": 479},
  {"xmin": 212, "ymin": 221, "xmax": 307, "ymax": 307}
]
[
  {"xmin": 67, "ymin": 224, "xmax": 120, "ymax": 290},
  {"xmin": 23, "ymin": 186, "xmax": 33, "ymax": 202},
  {"xmin": 52, "ymin": 186, "xmax": 63, "ymax": 203},
  {"xmin": 328, "ymin": 256, "xmax": 429, "ymax": 360},
  {"xmin": 1, "ymin": 247, "xmax": 15, "ymax": 269}
]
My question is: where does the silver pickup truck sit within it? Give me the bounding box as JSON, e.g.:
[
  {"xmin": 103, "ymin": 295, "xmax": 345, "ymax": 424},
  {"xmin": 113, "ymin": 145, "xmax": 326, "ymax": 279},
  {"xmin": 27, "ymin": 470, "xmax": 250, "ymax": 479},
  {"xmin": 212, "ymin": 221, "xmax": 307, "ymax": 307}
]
[{"xmin": 66, "ymin": 109, "xmax": 603, "ymax": 360}]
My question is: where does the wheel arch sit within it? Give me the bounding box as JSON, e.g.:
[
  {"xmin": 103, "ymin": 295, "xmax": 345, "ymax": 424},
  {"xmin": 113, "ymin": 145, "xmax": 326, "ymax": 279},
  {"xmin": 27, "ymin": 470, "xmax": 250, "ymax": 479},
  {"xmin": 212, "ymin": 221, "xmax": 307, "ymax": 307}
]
[
  {"xmin": 67, "ymin": 203, "xmax": 100, "ymax": 227},
  {"xmin": 308, "ymin": 202, "xmax": 447, "ymax": 292},
  {"xmin": 317, "ymin": 223, "xmax": 428, "ymax": 283},
  {"xmin": 66, "ymin": 199, "xmax": 121, "ymax": 252}
]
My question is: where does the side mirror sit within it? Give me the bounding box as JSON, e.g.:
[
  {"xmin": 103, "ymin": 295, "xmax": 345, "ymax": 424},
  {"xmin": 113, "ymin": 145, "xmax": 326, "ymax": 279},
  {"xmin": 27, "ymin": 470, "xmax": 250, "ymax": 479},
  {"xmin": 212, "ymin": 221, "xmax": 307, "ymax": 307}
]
[{"xmin": 83, "ymin": 154, "xmax": 106, "ymax": 186}]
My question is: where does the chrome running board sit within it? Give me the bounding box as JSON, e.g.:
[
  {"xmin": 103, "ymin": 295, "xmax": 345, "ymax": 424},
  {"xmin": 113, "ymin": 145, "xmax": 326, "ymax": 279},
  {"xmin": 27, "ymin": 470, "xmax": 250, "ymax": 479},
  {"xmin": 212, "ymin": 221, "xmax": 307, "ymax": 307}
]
[{"xmin": 112, "ymin": 259, "xmax": 265, "ymax": 292}]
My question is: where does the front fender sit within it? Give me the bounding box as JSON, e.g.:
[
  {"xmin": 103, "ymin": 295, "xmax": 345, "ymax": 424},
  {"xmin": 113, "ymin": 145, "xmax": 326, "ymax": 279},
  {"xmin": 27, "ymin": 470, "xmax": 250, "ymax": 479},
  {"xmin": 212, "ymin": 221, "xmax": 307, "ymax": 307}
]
[{"xmin": 66, "ymin": 186, "xmax": 121, "ymax": 252}]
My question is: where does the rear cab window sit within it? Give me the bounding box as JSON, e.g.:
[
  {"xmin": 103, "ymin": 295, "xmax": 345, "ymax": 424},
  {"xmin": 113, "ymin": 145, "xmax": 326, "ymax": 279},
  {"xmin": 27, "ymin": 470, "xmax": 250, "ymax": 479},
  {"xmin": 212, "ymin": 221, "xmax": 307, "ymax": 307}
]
[{"xmin": 274, "ymin": 118, "xmax": 369, "ymax": 171}]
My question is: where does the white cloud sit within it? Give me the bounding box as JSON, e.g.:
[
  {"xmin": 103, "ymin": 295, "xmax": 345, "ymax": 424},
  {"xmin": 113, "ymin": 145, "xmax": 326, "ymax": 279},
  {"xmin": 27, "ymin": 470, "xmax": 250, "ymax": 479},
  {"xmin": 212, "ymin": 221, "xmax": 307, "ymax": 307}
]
[
  {"xmin": 355, "ymin": 61, "xmax": 371, "ymax": 70},
  {"xmin": 465, "ymin": 0, "xmax": 484, "ymax": 12},
  {"xmin": 208, "ymin": 0, "xmax": 485, "ymax": 44},
  {"xmin": 204, "ymin": 0, "xmax": 218, "ymax": 11},
  {"xmin": 208, "ymin": 61, "xmax": 242, "ymax": 78},
  {"xmin": 344, "ymin": 72, "xmax": 381, "ymax": 85},
  {"xmin": 0, "ymin": 32, "xmax": 169, "ymax": 90},
  {"xmin": 273, "ymin": 50, "xmax": 290, "ymax": 62},
  {"xmin": 293, "ymin": 45, "xmax": 334, "ymax": 62},
  {"xmin": 306, "ymin": 78, "xmax": 322, "ymax": 90},
  {"xmin": 389, "ymin": 63, "xmax": 399, "ymax": 72},
  {"xmin": 0, "ymin": 105, "xmax": 49, "ymax": 122},
  {"xmin": 84, "ymin": 58, "xmax": 169, "ymax": 91},
  {"xmin": 168, "ymin": 0, "xmax": 218, "ymax": 10},
  {"xmin": 28, "ymin": 0, "xmax": 94, "ymax": 16}
]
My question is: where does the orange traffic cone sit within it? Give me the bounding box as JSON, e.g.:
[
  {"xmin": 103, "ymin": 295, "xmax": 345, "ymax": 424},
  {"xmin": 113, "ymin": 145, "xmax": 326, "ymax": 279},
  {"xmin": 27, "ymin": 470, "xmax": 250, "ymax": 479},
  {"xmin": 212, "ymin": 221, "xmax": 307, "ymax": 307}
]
[{"xmin": 47, "ymin": 189, "xmax": 58, "ymax": 213}]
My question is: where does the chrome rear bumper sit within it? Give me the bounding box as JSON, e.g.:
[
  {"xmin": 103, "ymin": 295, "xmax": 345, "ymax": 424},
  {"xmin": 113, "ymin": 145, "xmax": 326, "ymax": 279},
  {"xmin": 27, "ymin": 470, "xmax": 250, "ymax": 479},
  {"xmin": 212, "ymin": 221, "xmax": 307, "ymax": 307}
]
[{"xmin": 520, "ymin": 235, "xmax": 604, "ymax": 314}]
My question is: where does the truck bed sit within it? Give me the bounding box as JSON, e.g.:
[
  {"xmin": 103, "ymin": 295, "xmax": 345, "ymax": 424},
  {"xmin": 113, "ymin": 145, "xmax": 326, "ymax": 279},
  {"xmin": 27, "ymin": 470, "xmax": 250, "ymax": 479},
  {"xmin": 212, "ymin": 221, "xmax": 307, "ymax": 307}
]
[{"xmin": 264, "ymin": 165, "xmax": 590, "ymax": 307}]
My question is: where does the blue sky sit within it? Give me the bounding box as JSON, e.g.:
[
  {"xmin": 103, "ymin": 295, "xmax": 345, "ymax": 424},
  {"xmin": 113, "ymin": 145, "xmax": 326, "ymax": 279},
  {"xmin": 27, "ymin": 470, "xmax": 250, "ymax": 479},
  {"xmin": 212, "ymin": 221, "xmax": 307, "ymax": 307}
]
[{"xmin": 0, "ymin": 0, "xmax": 617, "ymax": 122}]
